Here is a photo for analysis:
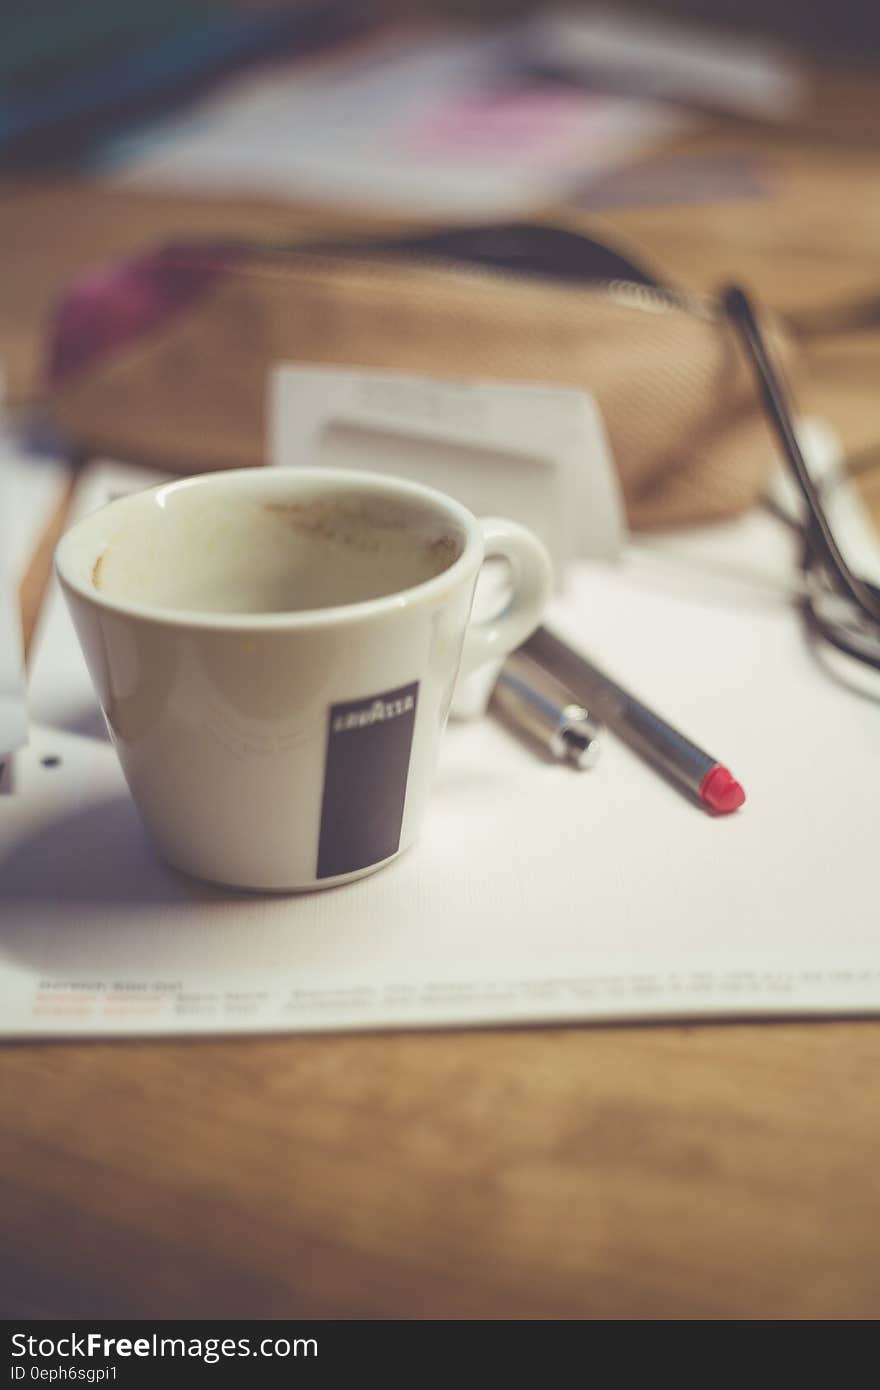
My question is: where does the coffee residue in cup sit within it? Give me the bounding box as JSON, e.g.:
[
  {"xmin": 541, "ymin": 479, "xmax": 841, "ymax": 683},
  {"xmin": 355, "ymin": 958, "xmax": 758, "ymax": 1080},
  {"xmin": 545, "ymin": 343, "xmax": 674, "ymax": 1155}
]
[
  {"xmin": 91, "ymin": 550, "xmax": 107, "ymax": 590},
  {"xmin": 425, "ymin": 535, "xmax": 461, "ymax": 572}
]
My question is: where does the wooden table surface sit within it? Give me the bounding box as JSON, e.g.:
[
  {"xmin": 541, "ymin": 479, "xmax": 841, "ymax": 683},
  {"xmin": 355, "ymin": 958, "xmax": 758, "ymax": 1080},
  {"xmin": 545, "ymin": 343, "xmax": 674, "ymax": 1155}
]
[{"xmin": 2, "ymin": 65, "xmax": 880, "ymax": 1321}]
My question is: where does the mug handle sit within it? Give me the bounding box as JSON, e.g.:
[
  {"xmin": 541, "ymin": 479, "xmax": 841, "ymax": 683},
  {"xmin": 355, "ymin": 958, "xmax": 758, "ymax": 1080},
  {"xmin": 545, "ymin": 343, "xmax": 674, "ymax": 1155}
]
[{"xmin": 458, "ymin": 518, "xmax": 553, "ymax": 680}]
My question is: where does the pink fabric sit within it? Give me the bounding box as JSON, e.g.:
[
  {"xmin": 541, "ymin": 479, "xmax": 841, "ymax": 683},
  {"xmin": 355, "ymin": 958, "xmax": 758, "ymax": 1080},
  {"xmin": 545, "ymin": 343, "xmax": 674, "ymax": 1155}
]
[{"xmin": 48, "ymin": 243, "xmax": 234, "ymax": 388}]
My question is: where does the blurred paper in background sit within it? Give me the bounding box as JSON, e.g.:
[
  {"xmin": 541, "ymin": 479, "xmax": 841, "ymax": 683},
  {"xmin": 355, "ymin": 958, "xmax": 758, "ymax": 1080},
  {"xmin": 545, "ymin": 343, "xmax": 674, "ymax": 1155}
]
[
  {"xmin": 527, "ymin": 6, "xmax": 807, "ymax": 120},
  {"xmin": 1, "ymin": 4, "xmax": 808, "ymax": 218},
  {"xmin": 97, "ymin": 24, "xmax": 687, "ymax": 217}
]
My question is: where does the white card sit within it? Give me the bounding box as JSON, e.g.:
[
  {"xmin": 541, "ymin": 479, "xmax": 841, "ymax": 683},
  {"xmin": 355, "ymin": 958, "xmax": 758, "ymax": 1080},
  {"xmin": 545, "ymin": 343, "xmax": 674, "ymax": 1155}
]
[{"xmin": 271, "ymin": 365, "xmax": 625, "ymax": 575}]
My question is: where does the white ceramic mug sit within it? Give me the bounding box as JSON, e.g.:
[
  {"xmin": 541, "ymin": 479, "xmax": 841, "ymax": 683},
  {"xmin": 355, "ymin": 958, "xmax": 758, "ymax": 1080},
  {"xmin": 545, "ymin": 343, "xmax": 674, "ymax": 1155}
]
[{"xmin": 56, "ymin": 468, "xmax": 552, "ymax": 890}]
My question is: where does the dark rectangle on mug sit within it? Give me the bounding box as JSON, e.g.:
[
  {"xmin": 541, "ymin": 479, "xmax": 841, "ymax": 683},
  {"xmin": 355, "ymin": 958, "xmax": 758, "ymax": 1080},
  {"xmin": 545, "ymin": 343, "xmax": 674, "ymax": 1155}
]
[{"xmin": 317, "ymin": 681, "xmax": 419, "ymax": 880}]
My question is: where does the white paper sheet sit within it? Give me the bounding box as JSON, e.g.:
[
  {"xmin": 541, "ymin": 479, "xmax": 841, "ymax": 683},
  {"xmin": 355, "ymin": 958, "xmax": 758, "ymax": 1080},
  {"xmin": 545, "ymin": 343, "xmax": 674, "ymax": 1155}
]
[{"xmin": 0, "ymin": 458, "xmax": 878, "ymax": 1037}]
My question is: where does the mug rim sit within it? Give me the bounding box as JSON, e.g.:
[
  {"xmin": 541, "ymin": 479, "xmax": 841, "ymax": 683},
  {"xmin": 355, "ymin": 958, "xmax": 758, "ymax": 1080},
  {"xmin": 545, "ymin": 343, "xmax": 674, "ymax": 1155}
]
[{"xmin": 55, "ymin": 467, "xmax": 486, "ymax": 633}]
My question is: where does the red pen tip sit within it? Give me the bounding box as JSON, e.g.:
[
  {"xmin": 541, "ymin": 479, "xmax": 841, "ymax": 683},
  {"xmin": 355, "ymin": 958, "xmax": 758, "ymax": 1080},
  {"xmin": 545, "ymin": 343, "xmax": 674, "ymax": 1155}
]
[{"xmin": 699, "ymin": 765, "xmax": 746, "ymax": 814}]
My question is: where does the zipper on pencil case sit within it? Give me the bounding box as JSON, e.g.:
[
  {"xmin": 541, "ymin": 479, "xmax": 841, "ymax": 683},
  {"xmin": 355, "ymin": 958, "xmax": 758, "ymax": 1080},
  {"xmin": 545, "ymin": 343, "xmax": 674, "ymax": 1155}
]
[
  {"xmin": 164, "ymin": 222, "xmax": 717, "ymax": 323},
  {"xmin": 46, "ymin": 223, "xmax": 719, "ymax": 396}
]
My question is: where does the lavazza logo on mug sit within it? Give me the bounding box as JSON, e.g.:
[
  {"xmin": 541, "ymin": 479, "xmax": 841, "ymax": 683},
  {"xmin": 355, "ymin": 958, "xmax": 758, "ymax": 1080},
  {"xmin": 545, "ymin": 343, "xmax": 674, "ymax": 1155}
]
[{"xmin": 331, "ymin": 691, "xmax": 416, "ymax": 733}]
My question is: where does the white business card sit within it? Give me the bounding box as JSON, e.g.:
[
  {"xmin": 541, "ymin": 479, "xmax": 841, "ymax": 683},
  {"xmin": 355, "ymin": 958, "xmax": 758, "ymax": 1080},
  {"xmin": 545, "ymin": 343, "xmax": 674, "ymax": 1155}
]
[{"xmin": 271, "ymin": 365, "xmax": 625, "ymax": 577}]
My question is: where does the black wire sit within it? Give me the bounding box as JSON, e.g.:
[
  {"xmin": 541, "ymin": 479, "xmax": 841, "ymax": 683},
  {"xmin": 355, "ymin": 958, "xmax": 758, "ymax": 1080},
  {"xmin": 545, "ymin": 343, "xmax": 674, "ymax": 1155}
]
[
  {"xmin": 723, "ymin": 284, "xmax": 880, "ymax": 629},
  {"xmin": 803, "ymin": 598, "xmax": 880, "ymax": 671}
]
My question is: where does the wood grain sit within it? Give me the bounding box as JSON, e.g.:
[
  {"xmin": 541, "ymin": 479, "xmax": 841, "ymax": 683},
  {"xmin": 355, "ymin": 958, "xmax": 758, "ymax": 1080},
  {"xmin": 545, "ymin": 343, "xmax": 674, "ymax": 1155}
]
[
  {"xmin": 3, "ymin": 1024, "xmax": 880, "ymax": 1319},
  {"xmin": 3, "ymin": 63, "xmax": 880, "ymax": 1321}
]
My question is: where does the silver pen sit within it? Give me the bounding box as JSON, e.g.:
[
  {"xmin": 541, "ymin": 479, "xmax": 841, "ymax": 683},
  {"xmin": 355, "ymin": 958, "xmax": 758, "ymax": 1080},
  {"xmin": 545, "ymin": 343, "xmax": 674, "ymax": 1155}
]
[{"xmin": 491, "ymin": 650, "xmax": 603, "ymax": 770}]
